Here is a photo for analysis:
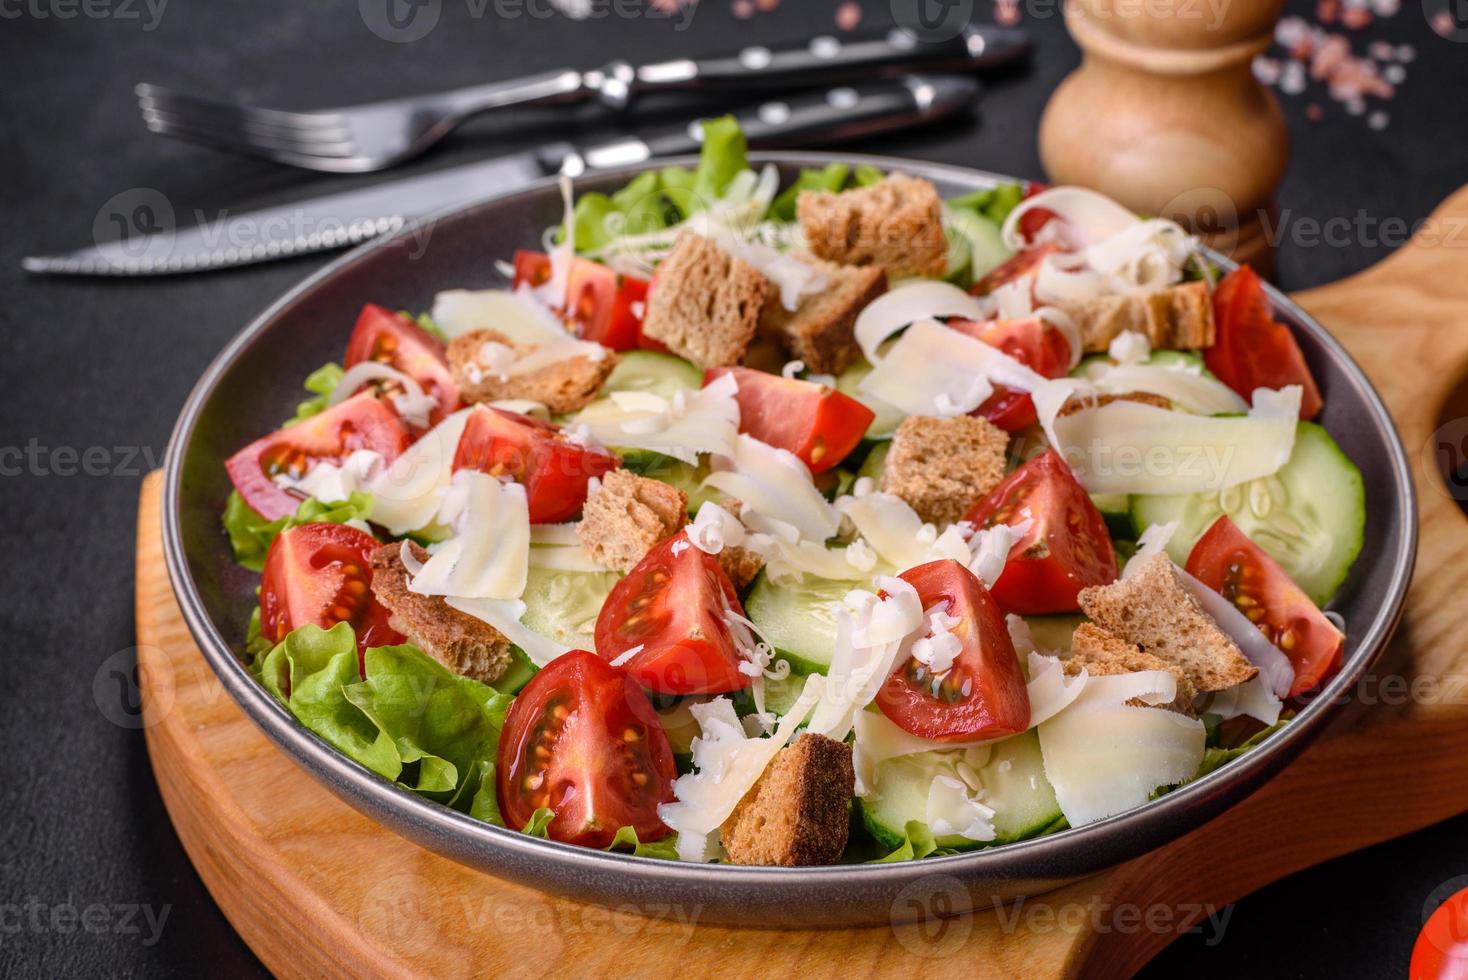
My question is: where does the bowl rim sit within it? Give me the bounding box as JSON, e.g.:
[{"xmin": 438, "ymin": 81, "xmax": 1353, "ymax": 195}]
[{"xmin": 163, "ymin": 150, "xmax": 1418, "ymax": 887}]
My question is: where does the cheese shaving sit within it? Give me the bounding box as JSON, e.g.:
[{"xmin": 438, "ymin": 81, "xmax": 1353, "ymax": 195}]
[
  {"xmin": 406, "ymin": 470, "xmax": 529, "ymax": 601},
  {"xmin": 703, "ymin": 434, "xmax": 841, "ymax": 542},
  {"xmin": 853, "ymin": 280, "xmax": 987, "ymax": 365},
  {"xmin": 579, "ymin": 372, "xmax": 740, "ymax": 465}
]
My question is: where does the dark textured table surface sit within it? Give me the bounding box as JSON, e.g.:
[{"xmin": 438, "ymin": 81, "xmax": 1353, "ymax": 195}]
[{"xmin": 1, "ymin": 0, "xmax": 1460, "ymax": 975}]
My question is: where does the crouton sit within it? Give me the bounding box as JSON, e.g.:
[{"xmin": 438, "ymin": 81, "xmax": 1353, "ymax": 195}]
[
  {"xmin": 576, "ymin": 469, "xmax": 687, "ymax": 573},
  {"xmin": 1077, "ymin": 553, "xmax": 1257, "ymax": 693},
  {"xmin": 721, "ymin": 733, "xmax": 854, "ymax": 866},
  {"xmin": 1065, "ymin": 281, "xmax": 1215, "ymax": 353},
  {"xmin": 368, "ymin": 541, "xmax": 513, "ymax": 683},
  {"xmin": 759, "ymin": 259, "xmax": 887, "ymax": 374},
  {"xmin": 447, "ymin": 329, "xmax": 617, "ymax": 414},
  {"xmin": 718, "ymin": 545, "xmax": 765, "ymax": 592},
  {"xmin": 640, "ymin": 233, "xmax": 769, "ymax": 369},
  {"xmin": 1057, "ymin": 390, "xmax": 1174, "ymax": 417},
  {"xmin": 882, "ymin": 415, "xmax": 1009, "ymax": 525},
  {"xmin": 1065, "ymin": 622, "xmax": 1198, "ymax": 715},
  {"xmin": 797, "ymin": 174, "xmax": 948, "ymax": 279}
]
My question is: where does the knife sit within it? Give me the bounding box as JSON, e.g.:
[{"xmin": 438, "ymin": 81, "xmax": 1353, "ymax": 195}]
[{"xmin": 25, "ymin": 75, "xmax": 979, "ymax": 277}]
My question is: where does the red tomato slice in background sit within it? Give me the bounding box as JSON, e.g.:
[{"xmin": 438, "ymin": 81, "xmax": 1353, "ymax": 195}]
[
  {"xmin": 964, "ymin": 449, "xmax": 1118, "ymax": 615},
  {"xmin": 1185, "ymin": 515, "xmax": 1344, "ymax": 697},
  {"xmin": 225, "ymin": 391, "xmax": 413, "ymax": 521},
  {"xmin": 344, "ymin": 303, "xmax": 460, "ymax": 426},
  {"xmin": 875, "ymin": 559, "xmax": 1031, "ymax": 741},
  {"xmin": 594, "ymin": 531, "xmax": 751, "ymax": 696},
  {"xmin": 948, "ymin": 317, "xmax": 1073, "ymax": 432},
  {"xmin": 451, "ymin": 406, "xmax": 618, "ymax": 524},
  {"xmin": 512, "ymin": 249, "xmax": 649, "ymax": 351},
  {"xmin": 259, "ymin": 522, "xmax": 403, "ymax": 671},
  {"xmin": 971, "ymin": 243, "xmax": 1058, "ymax": 297},
  {"xmin": 1206, "ymin": 266, "xmax": 1323, "ymax": 419},
  {"xmin": 704, "ymin": 367, "xmax": 875, "ymax": 473},
  {"xmin": 497, "ymin": 650, "xmax": 676, "ymax": 848}
]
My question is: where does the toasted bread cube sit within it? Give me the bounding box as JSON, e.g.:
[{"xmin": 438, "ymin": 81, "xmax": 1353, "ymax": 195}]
[
  {"xmin": 796, "ymin": 174, "xmax": 948, "ymax": 279},
  {"xmin": 881, "ymin": 415, "xmax": 1009, "ymax": 526},
  {"xmin": 447, "ymin": 328, "xmax": 617, "ymax": 414},
  {"xmin": 1077, "ymin": 553, "xmax": 1257, "ymax": 693},
  {"xmin": 760, "ymin": 259, "xmax": 887, "ymax": 374},
  {"xmin": 1066, "ymin": 281, "xmax": 1215, "ymax": 353},
  {"xmin": 722, "ymin": 733, "xmax": 854, "ymax": 866},
  {"xmin": 575, "ymin": 469, "xmax": 688, "ymax": 573},
  {"xmin": 1065, "ymin": 622, "xmax": 1198, "ymax": 715},
  {"xmin": 640, "ymin": 233, "xmax": 769, "ymax": 369},
  {"xmin": 369, "ymin": 541, "xmax": 513, "ymax": 683},
  {"xmin": 717, "ymin": 545, "xmax": 765, "ymax": 592},
  {"xmin": 1057, "ymin": 390, "xmax": 1174, "ymax": 417}
]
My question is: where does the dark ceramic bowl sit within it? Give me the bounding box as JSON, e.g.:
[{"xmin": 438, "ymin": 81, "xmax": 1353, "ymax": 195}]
[{"xmin": 163, "ymin": 153, "xmax": 1417, "ymax": 927}]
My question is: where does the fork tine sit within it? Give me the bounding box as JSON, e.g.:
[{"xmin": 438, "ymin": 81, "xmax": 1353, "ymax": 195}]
[
  {"xmin": 140, "ymin": 107, "xmax": 359, "ymax": 158},
  {"xmin": 135, "ymin": 83, "xmax": 348, "ymax": 135},
  {"xmin": 142, "ymin": 112, "xmax": 372, "ymax": 173},
  {"xmin": 138, "ymin": 94, "xmax": 353, "ymax": 144}
]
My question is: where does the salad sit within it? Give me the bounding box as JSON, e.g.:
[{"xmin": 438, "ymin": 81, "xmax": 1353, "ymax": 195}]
[{"xmin": 221, "ymin": 118, "xmax": 1364, "ymax": 866}]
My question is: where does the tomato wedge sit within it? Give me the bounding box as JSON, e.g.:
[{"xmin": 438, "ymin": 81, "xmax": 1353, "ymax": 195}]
[
  {"xmin": 512, "ymin": 249, "xmax": 649, "ymax": 351},
  {"xmin": 1185, "ymin": 515, "xmax": 1344, "ymax": 697},
  {"xmin": 497, "ymin": 650, "xmax": 676, "ymax": 848},
  {"xmin": 704, "ymin": 367, "xmax": 875, "ymax": 473},
  {"xmin": 1205, "ymin": 266, "xmax": 1323, "ymax": 420},
  {"xmin": 225, "ymin": 391, "xmax": 413, "ymax": 521},
  {"xmin": 963, "ymin": 449, "xmax": 1118, "ymax": 614},
  {"xmin": 875, "ymin": 560, "xmax": 1030, "ymax": 741},
  {"xmin": 259, "ymin": 522, "xmax": 403, "ymax": 669},
  {"xmin": 971, "ymin": 243, "xmax": 1057, "ymax": 297},
  {"xmin": 594, "ymin": 531, "xmax": 750, "ymax": 695},
  {"xmin": 451, "ymin": 406, "xmax": 618, "ymax": 524},
  {"xmin": 948, "ymin": 317, "xmax": 1072, "ymax": 431},
  {"xmin": 344, "ymin": 304, "xmax": 460, "ymax": 426}
]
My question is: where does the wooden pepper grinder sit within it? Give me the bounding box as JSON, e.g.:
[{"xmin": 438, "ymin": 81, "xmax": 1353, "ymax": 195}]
[{"xmin": 1038, "ymin": 0, "xmax": 1289, "ymax": 272}]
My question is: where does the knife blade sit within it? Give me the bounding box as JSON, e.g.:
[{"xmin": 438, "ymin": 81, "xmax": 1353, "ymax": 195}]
[{"xmin": 25, "ymin": 75, "xmax": 979, "ymax": 277}]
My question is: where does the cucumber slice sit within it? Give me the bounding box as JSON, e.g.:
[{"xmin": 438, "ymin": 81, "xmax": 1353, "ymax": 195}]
[
  {"xmin": 491, "ymin": 646, "xmax": 538, "ymax": 695},
  {"xmin": 856, "ymin": 440, "xmax": 891, "ymax": 484},
  {"xmin": 942, "ymin": 219, "xmax": 971, "ymax": 283},
  {"xmin": 1023, "ymin": 614, "xmax": 1085, "ymax": 654},
  {"xmin": 835, "ymin": 359, "xmax": 905, "ymax": 441},
  {"xmin": 1090, "ymin": 492, "xmax": 1134, "ymax": 540},
  {"xmin": 728, "ymin": 671, "xmax": 811, "ymax": 720},
  {"xmin": 744, "ymin": 571, "xmax": 859, "ymax": 674},
  {"xmin": 602, "ymin": 350, "xmax": 703, "ymax": 399},
  {"xmin": 860, "ymin": 732, "xmax": 1061, "ymax": 851},
  {"xmin": 947, "ymin": 208, "xmax": 1011, "ymax": 281},
  {"xmin": 1129, "ymin": 421, "xmax": 1364, "ymax": 605},
  {"xmin": 1073, "ymin": 349, "xmax": 1213, "ymax": 379},
  {"xmin": 519, "ymin": 565, "xmax": 621, "ymax": 650}
]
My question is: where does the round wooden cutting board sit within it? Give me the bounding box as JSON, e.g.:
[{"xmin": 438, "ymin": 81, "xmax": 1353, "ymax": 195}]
[{"xmin": 135, "ymin": 186, "xmax": 1468, "ymax": 979}]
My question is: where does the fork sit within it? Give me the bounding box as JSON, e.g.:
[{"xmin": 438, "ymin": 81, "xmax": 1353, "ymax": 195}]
[{"xmin": 135, "ymin": 26, "xmax": 1028, "ymax": 173}]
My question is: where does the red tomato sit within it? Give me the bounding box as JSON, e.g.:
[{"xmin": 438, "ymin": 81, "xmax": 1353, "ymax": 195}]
[
  {"xmin": 225, "ymin": 391, "xmax": 412, "ymax": 521},
  {"xmin": 259, "ymin": 522, "xmax": 403, "ymax": 670},
  {"xmin": 344, "ymin": 304, "xmax": 460, "ymax": 426},
  {"xmin": 594, "ymin": 531, "xmax": 750, "ymax": 695},
  {"xmin": 1017, "ymin": 207, "xmax": 1060, "ymax": 243},
  {"xmin": 964, "ymin": 450, "xmax": 1118, "ymax": 615},
  {"xmin": 1206, "ymin": 266, "xmax": 1323, "ymax": 419},
  {"xmin": 451, "ymin": 406, "xmax": 618, "ymax": 524},
  {"xmin": 1412, "ymin": 885, "xmax": 1468, "ymax": 980},
  {"xmin": 970, "ymin": 243, "xmax": 1058, "ymax": 297},
  {"xmin": 875, "ymin": 560, "xmax": 1031, "ymax": 741},
  {"xmin": 497, "ymin": 650, "xmax": 676, "ymax": 848},
  {"xmin": 512, "ymin": 249, "xmax": 649, "ymax": 351},
  {"xmin": 948, "ymin": 317, "xmax": 1073, "ymax": 431},
  {"xmin": 704, "ymin": 367, "xmax": 875, "ymax": 474},
  {"xmin": 1185, "ymin": 515, "xmax": 1343, "ymax": 697}
]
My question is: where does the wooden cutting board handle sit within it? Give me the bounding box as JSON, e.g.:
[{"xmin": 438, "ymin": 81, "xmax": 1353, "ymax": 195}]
[{"xmin": 135, "ymin": 187, "xmax": 1468, "ymax": 979}]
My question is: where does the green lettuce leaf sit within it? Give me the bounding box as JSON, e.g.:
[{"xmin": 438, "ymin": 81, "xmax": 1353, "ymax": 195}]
[
  {"xmin": 221, "ymin": 489, "xmax": 374, "ymax": 572},
  {"xmin": 1196, "ymin": 718, "xmax": 1289, "ymax": 778},
  {"xmin": 867, "ymin": 820, "xmax": 961, "ymax": 863},
  {"xmin": 521, "ymin": 808, "xmax": 556, "ymax": 836},
  {"xmin": 946, "ymin": 183, "xmax": 1025, "ymax": 227},
  {"xmin": 769, "ymin": 163, "xmax": 849, "ymax": 222},
  {"xmin": 853, "ymin": 164, "xmax": 885, "ymax": 187},
  {"xmin": 468, "ymin": 760, "xmax": 505, "ymax": 825},
  {"xmin": 403, "ymin": 310, "xmax": 447, "ymax": 342},
  {"xmin": 519, "ymin": 807, "xmax": 676, "ymax": 858},
  {"xmin": 283, "ymin": 362, "xmax": 345, "ymax": 426}
]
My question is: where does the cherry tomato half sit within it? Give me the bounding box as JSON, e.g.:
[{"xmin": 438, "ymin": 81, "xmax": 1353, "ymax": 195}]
[
  {"xmin": 451, "ymin": 406, "xmax": 619, "ymax": 524},
  {"xmin": 948, "ymin": 317, "xmax": 1073, "ymax": 432},
  {"xmin": 971, "ymin": 243, "xmax": 1058, "ymax": 297},
  {"xmin": 704, "ymin": 367, "xmax": 875, "ymax": 474},
  {"xmin": 1206, "ymin": 265, "xmax": 1323, "ymax": 419},
  {"xmin": 875, "ymin": 559, "xmax": 1031, "ymax": 741},
  {"xmin": 1186, "ymin": 515, "xmax": 1343, "ymax": 698},
  {"xmin": 964, "ymin": 449, "xmax": 1118, "ymax": 615},
  {"xmin": 513, "ymin": 249, "xmax": 649, "ymax": 351},
  {"xmin": 497, "ymin": 650, "xmax": 676, "ymax": 848},
  {"xmin": 344, "ymin": 304, "xmax": 460, "ymax": 426},
  {"xmin": 594, "ymin": 531, "xmax": 751, "ymax": 696}
]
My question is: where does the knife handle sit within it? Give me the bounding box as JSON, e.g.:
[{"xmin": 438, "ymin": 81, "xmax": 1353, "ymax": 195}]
[
  {"xmin": 548, "ymin": 74, "xmax": 980, "ymax": 176},
  {"xmin": 616, "ymin": 26, "xmax": 1028, "ymax": 106}
]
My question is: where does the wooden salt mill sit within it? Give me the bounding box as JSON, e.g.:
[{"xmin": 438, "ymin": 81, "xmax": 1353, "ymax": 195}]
[{"xmin": 1038, "ymin": 0, "xmax": 1289, "ymax": 271}]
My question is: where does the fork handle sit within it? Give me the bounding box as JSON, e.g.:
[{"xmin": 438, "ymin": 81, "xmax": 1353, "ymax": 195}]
[{"xmin": 543, "ymin": 75, "xmax": 979, "ymax": 176}]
